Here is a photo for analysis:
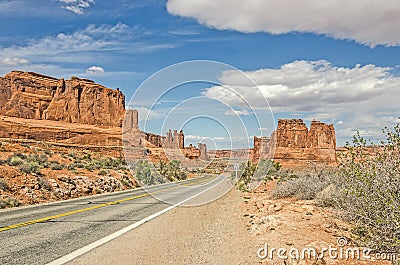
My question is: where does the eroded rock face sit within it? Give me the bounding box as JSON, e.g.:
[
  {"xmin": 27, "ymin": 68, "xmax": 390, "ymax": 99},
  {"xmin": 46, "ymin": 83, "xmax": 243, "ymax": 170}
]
[
  {"xmin": 254, "ymin": 119, "xmax": 337, "ymax": 167},
  {"xmin": 0, "ymin": 71, "xmax": 125, "ymax": 127},
  {"xmin": 198, "ymin": 143, "xmax": 210, "ymax": 161}
]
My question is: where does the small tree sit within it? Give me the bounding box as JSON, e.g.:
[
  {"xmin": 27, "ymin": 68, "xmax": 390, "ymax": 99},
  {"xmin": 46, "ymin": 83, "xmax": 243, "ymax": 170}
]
[
  {"xmin": 135, "ymin": 160, "xmax": 154, "ymax": 186},
  {"xmin": 339, "ymin": 123, "xmax": 400, "ymax": 253}
]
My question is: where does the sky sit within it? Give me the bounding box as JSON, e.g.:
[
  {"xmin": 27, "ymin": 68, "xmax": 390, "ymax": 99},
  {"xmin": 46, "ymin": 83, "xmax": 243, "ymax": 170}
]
[{"xmin": 0, "ymin": 0, "xmax": 399, "ymax": 149}]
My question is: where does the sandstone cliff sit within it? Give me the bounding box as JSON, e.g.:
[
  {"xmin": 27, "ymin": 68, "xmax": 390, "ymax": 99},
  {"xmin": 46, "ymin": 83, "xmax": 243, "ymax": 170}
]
[
  {"xmin": 0, "ymin": 71, "xmax": 125, "ymax": 127},
  {"xmin": 254, "ymin": 119, "xmax": 337, "ymax": 167}
]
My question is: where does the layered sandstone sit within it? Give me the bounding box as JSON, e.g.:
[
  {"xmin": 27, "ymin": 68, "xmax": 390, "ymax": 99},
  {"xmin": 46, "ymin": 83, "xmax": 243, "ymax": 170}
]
[
  {"xmin": 254, "ymin": 119, "xmax": 337, "ymax": 167},
  {"xmin": 0, "ymin": 71, "xmax": 125, "ymax": 127}
]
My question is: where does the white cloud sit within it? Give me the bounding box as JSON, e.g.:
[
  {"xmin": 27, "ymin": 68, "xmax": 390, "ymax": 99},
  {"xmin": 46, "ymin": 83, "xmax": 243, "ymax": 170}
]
[
  {"xmin": 204, "ymin": 60, "xmax": 398, "ymax": 112},
  {"xmin": 202, "ymin": 60, "xmax": 400, "ymax": 144},
  {"xmin": 185, "ymin": 135, "xmax": 203, "ymax": 141},
  {"xmin": 224, "ymin": 109, "xmax": 250, "ymax": 116},
  {"xmin": 0, "ymin": 22, "xmax": 175, "ymax": 74},
  {"xmin": 86, "ymin": 66, "xmax": 104, "ymax": 75},
  {"xmin": 2, "ymin": 57, "xmax": 29, "ymax": 66},
  {"xmin": 0, "ymin": 23, "xmax": 129, "ymax": 68},
  {"xmin": 167, "ymin": 0, "xmax": 400, "ymax": 47},
  {"xmin": 59, "ymin": 0, "xmax": 95, "ymax": 15}
]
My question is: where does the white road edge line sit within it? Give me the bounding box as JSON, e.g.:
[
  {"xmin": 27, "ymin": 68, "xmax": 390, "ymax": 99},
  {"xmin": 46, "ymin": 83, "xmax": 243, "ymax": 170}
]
[{"xmin": 46, "ymin": 175, "xmax": 226, "ymax": 265}]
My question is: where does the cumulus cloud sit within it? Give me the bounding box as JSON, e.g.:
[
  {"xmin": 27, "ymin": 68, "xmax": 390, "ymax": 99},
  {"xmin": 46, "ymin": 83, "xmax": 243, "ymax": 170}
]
[
  {"xmin": 59, "ymin": 0, "xmax": 95, "ymax": 15},
  {"xmin": 202, "ymin": 60, "xmax": 400, "ymax": 144},
  {"xmin": 167, "ymin": 0, "xmax": 400, "ymax": 47},
  {"xmin": 204, "ymin": 60, "xmax": 398, "ymax": 112},
  {"xmin": 2, "ymin": 57, "xmax": 29, "ymax": 66},
  {"xmin": 224, "ymin": 109, "xmax": 250, "ymax": 116},
  {"xmin": 86, "ymin": 66, "xmax": 104, "ymax": 75}
]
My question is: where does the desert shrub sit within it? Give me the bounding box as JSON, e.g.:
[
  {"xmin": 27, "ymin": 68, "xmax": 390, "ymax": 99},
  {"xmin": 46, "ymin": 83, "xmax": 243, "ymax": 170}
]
[
  {"xmin": 253, "ymin": 159, "xmax": 281, "ymax": 180},
  {"xmin": 50, "ymin": 162, "xmax": 64, "ymax": 170},
  {"xmin": 38, "ymin": 177, "xmax": 53, "ymax": 191},
  {"xmin": 82, "ymin": 153, "xmax": 92, "ymax": 160},
  {"xmin": 102, "ymin": 157, "xmax": 125, "ymax": 170},
  {"xmin": 19, "ymin": 161, "xmax": 41, "ymax": 174},
  {"xmin": 85, "ymin": 160, "xmax": 102, "ymax": 171},
  {"xmin": 0, "ymin": 178, "xmax": 9, "ymax": 191},
  {"xmin": 0, "ymin": 197, "xmax": 21, "ymax": 208},
  {"xmin": 44, "ymin": 149, "xmax": 53, "ymax": 156},
  {"xmin": 230, "ymin": 161, "xmax": 256, "ymax": 191},
  {"xmin": 271, "ymin": 167, "xmax": 337, "ymax": 200},
  {"xmin": 28, "ymin": 153, "xmax": 48, "ymax": 164},
  {"xmin": 231, "ymin": 160, "xmax": 281, "ymax": 191},
  {"xmin": 7, "ymin": 156, "xmax": 24, "ymax": 166},
  {"xmin": 66, "ymin": 163, "xmax": 77, "ymax": 171},
  {"xmin": 135, "ymin": 160, "xmax": 155, "ymax": 185},
  {"xmin": 166, "ymin": 160, "xmax": 187, "ymax": 181},
  {"xmin": 338, "ymin": 126, "xmax": 400, "ymax": 253},
  {"xmin": 98, "ymin": 169, "xmax": 109, "ymax": 176},
  {"xmin": 135, "ymin": 160, "xmax": 165, "ymax": 186},
  {"xmin": 121, "ymin": 178, "xmax": 133, "ymax": 188}
]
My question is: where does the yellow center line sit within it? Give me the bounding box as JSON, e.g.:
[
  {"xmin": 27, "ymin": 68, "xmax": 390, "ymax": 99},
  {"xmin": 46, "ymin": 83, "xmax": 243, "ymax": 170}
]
[{"xmin": 0, "ymin": 176, "xmax": 216, "ymax": 233}]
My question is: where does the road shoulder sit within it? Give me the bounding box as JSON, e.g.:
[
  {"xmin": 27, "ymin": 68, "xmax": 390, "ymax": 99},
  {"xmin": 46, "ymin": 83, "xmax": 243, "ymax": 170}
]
[{"xmin": 68, "ymin": 188, "xmax": 259, "ymax": 265}]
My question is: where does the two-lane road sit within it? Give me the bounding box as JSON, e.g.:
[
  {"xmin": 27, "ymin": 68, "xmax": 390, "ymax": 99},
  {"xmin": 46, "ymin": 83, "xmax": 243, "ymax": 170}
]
[{"xmin": 0, "ymin": 174, "xmax": 228, "ymax": 265}]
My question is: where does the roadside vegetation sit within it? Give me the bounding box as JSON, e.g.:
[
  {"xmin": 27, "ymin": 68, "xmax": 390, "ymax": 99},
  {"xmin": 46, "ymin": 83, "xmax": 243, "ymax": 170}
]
[
  {"xmin": 233, "ymin": 159, "xmax": 281, "ymax": 191},
  {"xmin": 249, "ymin": 123, "xmax": 400, "ymax": 254},
  {"xmin": 1, "ymin": 149, "xmax": 129, "ymax": 177},
  {"xmin": 133, "ymin": 159, "xmax": 187, "ymax": 186}
]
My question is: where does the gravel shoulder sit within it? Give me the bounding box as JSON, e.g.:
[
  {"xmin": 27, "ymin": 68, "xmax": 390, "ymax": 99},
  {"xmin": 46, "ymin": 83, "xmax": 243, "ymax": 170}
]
[{"xmin": 69, "ymin": 188, "xmax": 259, "ymax": 265}]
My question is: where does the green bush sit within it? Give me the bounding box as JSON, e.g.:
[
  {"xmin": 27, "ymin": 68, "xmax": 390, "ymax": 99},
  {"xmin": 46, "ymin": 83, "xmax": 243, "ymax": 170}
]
[
  {"xmin": 19, "ymin": 161, "xmax": 41, "ymax": 174},
  {"xmin": 253, "ymin": 159, "xmax": 281, "ymax": 180},
  {"xmin": 50, "ymin": 163, "xmax": 64, "ymax": 170},
  {"xmin": 0, "ymin": 197, "xmax": 21, "ymax": 209},
  {"xmin": 338, "ymin": 125, "xmax": 400, "ymax": 253},
  {"xmin": 135, "ymin": 160, "xmax": 165, "ymax": 186},
  {"xmin": 8, "ymin": 156, "xmax": 24, "ymax": 166},
  {"xmin": 98, "ymin": 169, "xmax": 109, "ymax": 176},
  {"xmin": 166, "ymin": 160, "xmax": 187, "ymax": 181}
]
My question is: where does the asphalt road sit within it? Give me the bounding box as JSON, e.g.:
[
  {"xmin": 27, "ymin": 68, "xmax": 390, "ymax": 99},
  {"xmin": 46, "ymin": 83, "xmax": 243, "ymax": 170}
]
[{"xmin": 0, "ymin": 174, "xmax": 227, "ymax": 265}]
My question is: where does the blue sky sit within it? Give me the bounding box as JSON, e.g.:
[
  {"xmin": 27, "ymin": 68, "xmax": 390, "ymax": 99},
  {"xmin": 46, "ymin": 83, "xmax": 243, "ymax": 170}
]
[{"xmin": 1, "ymin": 0, "xmax": 399, "ymax": 148}]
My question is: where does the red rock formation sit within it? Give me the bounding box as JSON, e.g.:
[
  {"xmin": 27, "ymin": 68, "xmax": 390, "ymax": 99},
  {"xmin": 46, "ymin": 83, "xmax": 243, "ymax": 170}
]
[
  {"xmin": 275, "ymin": 119, "xmax": 308, "ymax": 148},
  {"xmin": 0, "ymin": 71, "xmax": 125, "ymax": 127},
  {"xmin": 162, "ymin": 129, "xmax": 184, "ymax": 149},
  {"xmin": 254, "ymin": 119, "xmax": 337, "ymax": 167},
  {"xmin": 306, "ymin": 120, "xmax": 336, "ymax": 149},
  {"xmin": 253, "ymin": 136, "xmax": 271, "ymax": 160},
  {"xmin": 198, "ymin": 143, "xmax": 210, "ymax": 161}
]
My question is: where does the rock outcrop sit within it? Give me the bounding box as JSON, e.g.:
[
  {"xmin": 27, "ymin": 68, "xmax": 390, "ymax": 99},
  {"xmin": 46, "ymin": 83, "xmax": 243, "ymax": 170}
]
[
  {"xmin": 254, "ymin": 119, "xmax": 337, "ymax": 167},
  {"xmin": 0, "ymin": 71, "xmax": 125, "ymax": 127},
  {"xmin": 198, "ymin": 143, "xmax": 210, "ymax": 161},
  {"xmin": 163, "ymin": 130, "xmax": 184, "ymax": 149}
]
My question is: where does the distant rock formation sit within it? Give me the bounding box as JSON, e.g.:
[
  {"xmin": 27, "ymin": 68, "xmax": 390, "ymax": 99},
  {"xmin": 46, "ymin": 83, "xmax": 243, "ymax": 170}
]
[
  {"xmin": 162, "ymin": 129, "xmax": 184, "ymax": 149},
  {"xmin": 198, "ymin": 143, "xmax": 210, "ymax": 161},
  {"xmin": 0, "ymin": 71, "xmax": 125, "ymax": 127},
  {"xmin": 254, "ymin": 119, "xmax": 337, "ymax": 167}
]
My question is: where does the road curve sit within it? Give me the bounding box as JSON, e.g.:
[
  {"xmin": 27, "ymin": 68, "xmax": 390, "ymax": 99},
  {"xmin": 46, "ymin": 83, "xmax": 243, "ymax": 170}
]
[{"xmin": 0, "ymin": 174, "xmax": 227, "ymax": 265}]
